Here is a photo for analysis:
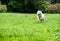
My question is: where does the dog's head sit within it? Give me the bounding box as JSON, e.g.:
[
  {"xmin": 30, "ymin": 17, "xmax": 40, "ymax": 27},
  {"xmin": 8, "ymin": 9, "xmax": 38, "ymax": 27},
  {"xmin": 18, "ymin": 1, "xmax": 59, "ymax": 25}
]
[{"xmin": 37, "ymin": 10, "xmax": 43, "ymax": 15}]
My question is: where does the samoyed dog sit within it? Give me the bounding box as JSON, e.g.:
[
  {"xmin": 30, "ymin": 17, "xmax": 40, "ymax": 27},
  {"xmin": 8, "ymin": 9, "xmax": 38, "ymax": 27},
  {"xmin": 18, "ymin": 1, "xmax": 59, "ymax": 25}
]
[{"xmin": 37, "ymin": 10, "xmax": 45, "ymax": 22}]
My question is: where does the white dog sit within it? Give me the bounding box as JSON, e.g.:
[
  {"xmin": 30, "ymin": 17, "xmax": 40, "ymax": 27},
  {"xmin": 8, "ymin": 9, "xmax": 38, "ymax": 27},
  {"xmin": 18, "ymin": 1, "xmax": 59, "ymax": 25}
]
[{"xmin": 37, "ymin": 10, "xmax": 45, "ymax": 22}]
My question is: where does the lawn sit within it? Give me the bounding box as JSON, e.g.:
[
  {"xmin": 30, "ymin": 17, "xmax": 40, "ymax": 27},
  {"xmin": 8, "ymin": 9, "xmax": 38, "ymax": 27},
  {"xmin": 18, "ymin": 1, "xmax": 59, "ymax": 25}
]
[{"xmin": 0, "ymin": 13, "xmax": 60, "ymax": 41}]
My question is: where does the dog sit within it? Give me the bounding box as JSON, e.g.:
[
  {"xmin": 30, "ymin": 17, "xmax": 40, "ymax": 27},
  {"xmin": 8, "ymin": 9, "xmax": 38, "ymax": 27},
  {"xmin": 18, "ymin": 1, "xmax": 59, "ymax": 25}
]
[{"xmin": 37, "ymin": 10, "xmax": 45, "ymax": 22}]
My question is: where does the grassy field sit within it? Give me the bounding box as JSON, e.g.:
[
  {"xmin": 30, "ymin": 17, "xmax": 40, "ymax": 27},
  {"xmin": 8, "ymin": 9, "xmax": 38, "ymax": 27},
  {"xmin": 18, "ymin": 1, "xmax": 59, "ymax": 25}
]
[{"xmin": 0, "ymin": 13, "xmax": 60, "ymax": 41}]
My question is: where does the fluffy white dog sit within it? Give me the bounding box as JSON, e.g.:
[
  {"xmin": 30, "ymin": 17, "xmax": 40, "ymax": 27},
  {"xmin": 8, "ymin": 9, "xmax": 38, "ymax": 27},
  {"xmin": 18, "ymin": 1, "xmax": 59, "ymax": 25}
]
[{"xmin": 37, "ymin": 10, "xmax": 45, "ymax": 22}]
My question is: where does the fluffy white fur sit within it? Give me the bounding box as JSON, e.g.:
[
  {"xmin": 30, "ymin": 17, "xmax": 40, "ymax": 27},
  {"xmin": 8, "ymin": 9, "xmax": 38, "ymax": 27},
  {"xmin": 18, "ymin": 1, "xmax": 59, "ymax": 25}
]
[{"xmin": 37, "ymin": 10, "xmax": 45, "ymax": 21}]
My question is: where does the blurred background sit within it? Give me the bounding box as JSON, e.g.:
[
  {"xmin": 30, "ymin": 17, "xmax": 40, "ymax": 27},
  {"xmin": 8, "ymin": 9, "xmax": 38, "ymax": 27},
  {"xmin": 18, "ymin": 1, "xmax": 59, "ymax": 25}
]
[{"xmin": 0, "ymin": 0, "xmax": 60, "ymax": 13}]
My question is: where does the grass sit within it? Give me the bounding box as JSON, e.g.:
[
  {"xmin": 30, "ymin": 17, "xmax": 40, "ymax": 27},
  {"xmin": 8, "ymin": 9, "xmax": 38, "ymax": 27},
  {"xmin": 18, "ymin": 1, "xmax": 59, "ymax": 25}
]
[{"xmin": 0, "ymin": 13, "xmax": 60, "ymax": 41}]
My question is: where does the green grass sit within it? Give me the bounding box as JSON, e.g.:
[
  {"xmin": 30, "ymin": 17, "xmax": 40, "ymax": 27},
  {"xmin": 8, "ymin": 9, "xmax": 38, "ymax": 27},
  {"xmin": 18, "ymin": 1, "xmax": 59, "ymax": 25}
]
[{"xmin": 0, "ymin": 13, "xmax": 60, "ymax": 41}]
